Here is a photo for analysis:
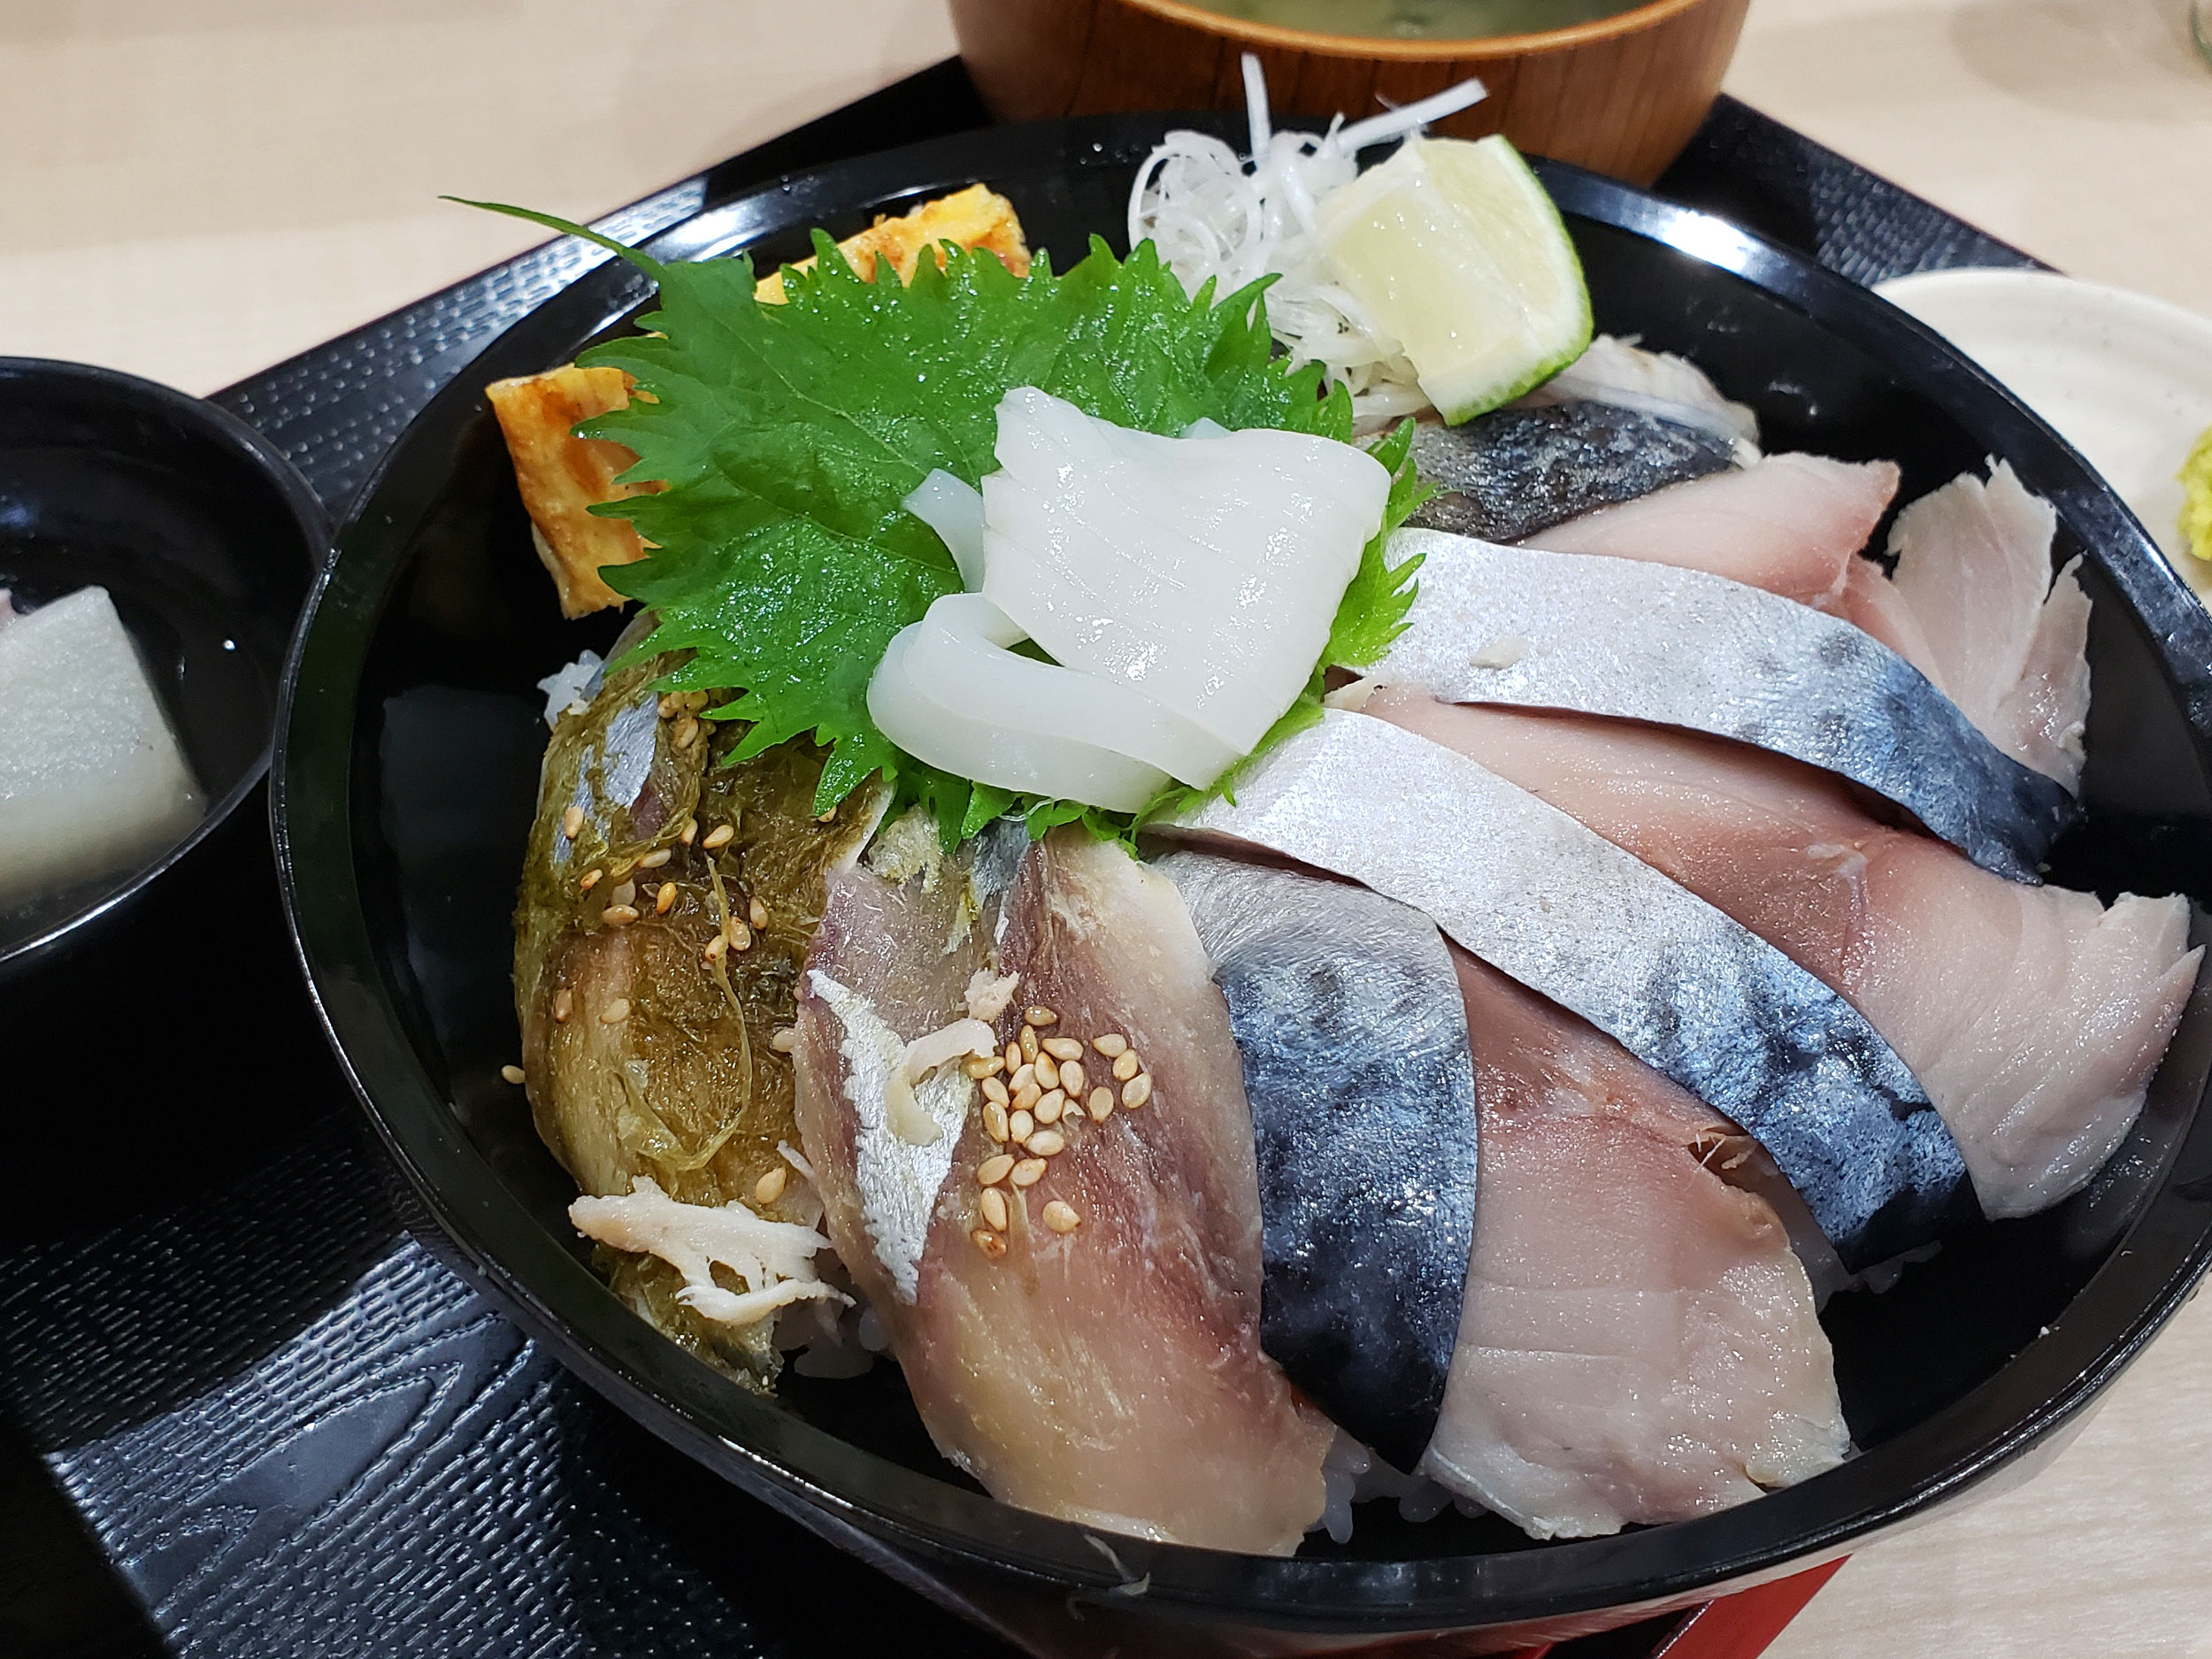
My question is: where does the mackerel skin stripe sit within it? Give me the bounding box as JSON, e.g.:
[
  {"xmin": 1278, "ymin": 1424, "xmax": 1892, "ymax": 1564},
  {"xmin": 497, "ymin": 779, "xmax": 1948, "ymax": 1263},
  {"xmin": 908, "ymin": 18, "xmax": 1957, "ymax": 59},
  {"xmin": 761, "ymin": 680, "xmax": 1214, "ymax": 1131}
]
[
  {"xmin": 1159, "ymin": 850, "xmax": 1479, "ymax": 1475},
  {"xmin": 1375, "ymin": 530, "xmax": 2076, "ymax": 882},
  {"xmin": 1163, "ymin": 710, "xmax": 1970, "ymax": 1270}
]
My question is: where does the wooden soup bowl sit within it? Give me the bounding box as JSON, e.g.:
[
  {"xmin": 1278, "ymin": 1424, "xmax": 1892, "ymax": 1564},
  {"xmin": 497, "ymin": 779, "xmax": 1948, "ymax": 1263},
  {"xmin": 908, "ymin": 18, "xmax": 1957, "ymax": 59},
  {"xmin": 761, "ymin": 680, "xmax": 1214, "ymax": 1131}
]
[{"xmin": 950, "ymin": 0, "xmax": 1753, "ymax": 186}]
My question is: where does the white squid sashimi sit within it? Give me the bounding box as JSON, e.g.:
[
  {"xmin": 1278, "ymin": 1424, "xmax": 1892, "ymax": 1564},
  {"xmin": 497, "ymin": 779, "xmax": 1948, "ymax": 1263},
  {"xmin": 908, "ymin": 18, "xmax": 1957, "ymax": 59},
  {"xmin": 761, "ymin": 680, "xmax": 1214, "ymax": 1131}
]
[
  {"xmin": 868, "ymin": 593, "xmax": 1239, "ymax": 810},
  {"xmin": 980, "ymin": 387, "xmax": 1390, "ymax": 753}
]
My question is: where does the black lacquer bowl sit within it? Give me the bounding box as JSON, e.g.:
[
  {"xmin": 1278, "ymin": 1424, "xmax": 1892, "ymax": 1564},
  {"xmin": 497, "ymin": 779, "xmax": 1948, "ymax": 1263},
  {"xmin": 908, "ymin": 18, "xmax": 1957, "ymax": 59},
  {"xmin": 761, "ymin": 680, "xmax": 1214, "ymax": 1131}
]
[
  {"xmin": 273, "ymin": 116, "xmax": 2212, "ymax": 1652},
  {"xmin": 0, "ymin": 358, "xmax": 324, "ymax": 981}
]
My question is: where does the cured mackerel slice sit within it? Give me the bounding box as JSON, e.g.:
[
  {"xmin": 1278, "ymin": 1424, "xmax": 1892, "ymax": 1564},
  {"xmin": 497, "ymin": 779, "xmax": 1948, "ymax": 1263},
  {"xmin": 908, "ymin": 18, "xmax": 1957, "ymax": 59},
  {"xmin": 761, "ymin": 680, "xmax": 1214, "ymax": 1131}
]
[
  {"xmin": 1425, "ymin": 950, "xmax": 1848, "ymax": 1539},
  {"xmin": 1162, "ymin": 711, "xmax": 1969, "ymax": 1269},
  {"xmin": 794, "ymin": 829, "xmax": 1331, "ymax": 1553},
  {"xmin": 1372, "ymin": 693, "xmax": 2204, "ymax": 1220},
  {"xmin": 1372, "ymin": 530, "xmax": 2076, "ymax": 880},
  {"xmin": 1407, "ymin": 403, "xmax": 1737, "ymax": 544},
  {"xmin": 1158, "ymin": 850, "xmax": 1479, "ymax": 1475}
]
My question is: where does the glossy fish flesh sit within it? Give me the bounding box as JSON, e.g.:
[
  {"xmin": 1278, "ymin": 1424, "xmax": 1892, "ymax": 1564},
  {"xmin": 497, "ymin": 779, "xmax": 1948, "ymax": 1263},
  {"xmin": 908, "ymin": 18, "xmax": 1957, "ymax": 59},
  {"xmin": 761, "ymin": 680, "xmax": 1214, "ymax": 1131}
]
[
  {"xmin": 1842, "ymin": 462, "xmax": 2090, "ymax": 792},
  {"xmin": 1530, "ymin": 457, "xmax": 2090, "ymax": 789},
  {"xmin": 1524, "ymin": 452, "xmax": 1899, "ymax": 609},
  {"xmin": 1373, "ymin": 529, "xmax": 2075, "ymax": 879},
  {"xmin": 1159, "ymin": 849, "xmax": 1479, "ymax": 1475},
  {"xmin": 1371, "ymin": 692, "xmax": 2201, "ymax": 1218},
  {"xmin": 1425, "ymin": 950, "xmax": 1848, "ymax": 1539},
  {"xmin": 1163, "ymin": 710, "xmax": 1970, "ymax": 1267},
  {"xmin": 794, "ymin": 828, "xmax": 1332, "ymax": 1552},
  {"xmin": 1407, "ymin": 403, "xmax": 1736, "ymax": 544}
]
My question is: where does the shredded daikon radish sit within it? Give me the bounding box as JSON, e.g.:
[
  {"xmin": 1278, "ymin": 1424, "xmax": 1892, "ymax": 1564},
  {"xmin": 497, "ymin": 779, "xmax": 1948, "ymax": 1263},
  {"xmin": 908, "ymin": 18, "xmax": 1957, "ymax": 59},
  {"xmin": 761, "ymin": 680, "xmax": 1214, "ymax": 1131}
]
[{"xmin": 1128, "ymin": 53, "xmax": 1487, "ymax": 418}]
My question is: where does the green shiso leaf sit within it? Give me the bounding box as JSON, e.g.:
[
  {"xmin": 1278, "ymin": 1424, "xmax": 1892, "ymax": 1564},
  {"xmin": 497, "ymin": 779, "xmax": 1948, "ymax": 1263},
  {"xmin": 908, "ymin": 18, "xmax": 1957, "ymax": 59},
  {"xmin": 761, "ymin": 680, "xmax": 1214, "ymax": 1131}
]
[{"xmin": 461, "ymin": 202, "xmax": 1425, "ymax": 846}]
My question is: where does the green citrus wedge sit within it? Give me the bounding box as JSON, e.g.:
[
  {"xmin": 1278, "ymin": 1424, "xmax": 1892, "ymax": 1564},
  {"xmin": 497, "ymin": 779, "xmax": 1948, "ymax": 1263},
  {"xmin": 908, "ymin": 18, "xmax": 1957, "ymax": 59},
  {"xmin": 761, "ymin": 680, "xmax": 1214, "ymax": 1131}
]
[{"xmin": 1318, "ymin": 134, "xmax": 1594, "ymax": 425}]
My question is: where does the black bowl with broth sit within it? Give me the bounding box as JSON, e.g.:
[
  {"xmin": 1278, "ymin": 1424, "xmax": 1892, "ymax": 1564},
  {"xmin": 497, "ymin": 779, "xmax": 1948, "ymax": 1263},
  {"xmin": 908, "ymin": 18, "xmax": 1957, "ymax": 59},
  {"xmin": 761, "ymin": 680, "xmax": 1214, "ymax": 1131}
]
[
  {"xmin": 273, "ymin": 115, "xmax": 2212, "ymax": 1650},
  {"xmin": 0, "ymin": 359, "xmax": 325, "ymax": 981}
]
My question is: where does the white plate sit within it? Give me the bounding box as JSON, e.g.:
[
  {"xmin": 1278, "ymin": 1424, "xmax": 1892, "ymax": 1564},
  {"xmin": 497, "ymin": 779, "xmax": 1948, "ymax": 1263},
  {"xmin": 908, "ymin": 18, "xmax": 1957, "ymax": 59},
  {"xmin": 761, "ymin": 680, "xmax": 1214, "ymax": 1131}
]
[{"xmin": 1874, "ymin": 268, "xmax": 2212, "ymax": 598}]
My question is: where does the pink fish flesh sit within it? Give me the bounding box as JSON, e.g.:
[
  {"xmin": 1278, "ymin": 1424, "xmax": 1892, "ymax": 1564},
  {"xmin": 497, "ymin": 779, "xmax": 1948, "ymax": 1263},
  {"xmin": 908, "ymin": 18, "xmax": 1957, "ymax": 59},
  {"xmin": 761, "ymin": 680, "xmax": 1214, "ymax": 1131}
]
[
  {"xmin": 1425, "ymin": 949, "xmax": 1848, "ymax": 1539},
  {"xmin": 793, "ymin": 826, "xmax": 1330, "ymax": 1553},
  {"xmin": 1522, "ymin": 452, "xmax": 1898, "ymax": 611},
  {"xmin": 1370, "ymin": 691, "xmax": 2200, "ymax": 1218},
  {"xmin": 1527, "ymin": 455, "xmax": 2089, "ymax": 788}
]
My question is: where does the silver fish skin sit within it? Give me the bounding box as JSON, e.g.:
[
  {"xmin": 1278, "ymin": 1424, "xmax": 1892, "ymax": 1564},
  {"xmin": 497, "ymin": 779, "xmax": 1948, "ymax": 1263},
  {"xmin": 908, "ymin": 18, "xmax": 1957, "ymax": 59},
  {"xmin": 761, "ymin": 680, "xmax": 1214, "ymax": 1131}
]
[
  {"xmin": 1373, "ymin": 530, "xmax": 2077, "ymax": 882},
  {"xmin": 1157, "ymin": 850, "xmax": 1479, "ymax": 1475},
  {"xmin": 1406, "ymin": 403, "xmax": 1737, "ymax": 545},
  {"xmin": 1161, "ymin": 711, "xmax": 1971, "ymax": 1270}
]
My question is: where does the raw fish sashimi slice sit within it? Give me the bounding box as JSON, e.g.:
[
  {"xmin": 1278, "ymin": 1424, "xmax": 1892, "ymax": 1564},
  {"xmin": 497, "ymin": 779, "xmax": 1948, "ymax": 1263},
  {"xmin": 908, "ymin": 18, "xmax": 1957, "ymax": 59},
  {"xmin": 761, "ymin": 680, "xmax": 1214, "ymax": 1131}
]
[
  {"xmin": 1406, "ymin": 403, "xmax": 1736, "ymax": 544},
  {"xmin": 1163, "ymin": 709, "xmax": 1966, "ymax": 1268},
  {"xmin": 1371, "ymin": 691, "xmax": 2201, "ymax": 1218},
  {"xmin": 1844, "ymin": 462, "xmax": 2091, "ymax": 792},
  {"xmin": 793, "ymin": 828, "xmax": 1331, "ymax": 1553},
  {"xmin": 1372, "ymin": 529, "xmax": 2074, "ymax": 880},
  {"xmin": 1529, "ymin": 454, "xmax": 2089, "ymax": 790},
  {"xmin": 1522, "ymin": 452, "xmax": 1899, "ymax": 611},
  {"xmin": 1425, "ymin": 950, "xmax": 1849, "ymax": 1540},
  {"xmin": 1159, "ymin": 849, "xmax": 1479, "ymax": 1475}
]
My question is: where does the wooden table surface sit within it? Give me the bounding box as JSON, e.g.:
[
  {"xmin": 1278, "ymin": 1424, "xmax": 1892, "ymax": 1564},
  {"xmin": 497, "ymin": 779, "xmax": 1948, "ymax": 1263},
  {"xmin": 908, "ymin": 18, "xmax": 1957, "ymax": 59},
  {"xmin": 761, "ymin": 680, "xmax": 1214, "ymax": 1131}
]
[{"xmin": 4, "ymin": 3, "xmax": 2208, "ymax": 1655}]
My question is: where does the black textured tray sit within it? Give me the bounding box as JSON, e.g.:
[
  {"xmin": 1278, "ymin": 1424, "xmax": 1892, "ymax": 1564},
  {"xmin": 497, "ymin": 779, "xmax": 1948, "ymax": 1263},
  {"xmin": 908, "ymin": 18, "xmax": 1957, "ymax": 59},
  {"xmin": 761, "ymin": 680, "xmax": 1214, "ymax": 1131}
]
[{"xmin": 0, "ymin": 66, "xmax": 2037, "ymax": 1659}]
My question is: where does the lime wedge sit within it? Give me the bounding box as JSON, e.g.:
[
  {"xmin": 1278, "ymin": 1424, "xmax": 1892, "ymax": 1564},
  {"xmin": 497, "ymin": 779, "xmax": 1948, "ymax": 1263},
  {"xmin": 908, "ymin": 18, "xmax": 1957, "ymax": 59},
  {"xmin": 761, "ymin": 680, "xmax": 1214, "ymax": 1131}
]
[{"xmin": 1318, "ymin": 134, "xmax": 1593, "ymax": 424}]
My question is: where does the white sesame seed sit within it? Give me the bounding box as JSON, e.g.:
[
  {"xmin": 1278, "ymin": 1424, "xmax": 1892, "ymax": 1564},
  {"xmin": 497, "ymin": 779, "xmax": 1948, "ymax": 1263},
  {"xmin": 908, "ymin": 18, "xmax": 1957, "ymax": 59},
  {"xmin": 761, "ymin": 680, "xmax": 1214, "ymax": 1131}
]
[
  {"xmin": 1111, "ymin": 1050, "xmax": 1141, "ymax": 1081},
  {"xmin": 638, "ymin": 849, "xmax": 672, "ymax": 870},
  {"xmin": 1041, "ymin": 1200, "xmax": 1080, "ymax": 1234},
  {"xmin": 1025, "ymin": 1128, "xmax": 1065, "ymax": 1157},
  {"xmin": 977, "ymin": 1154, "xmax": 1016, "ymax": 1187},
  {"xmin": 1011, "ymin": 1158, "xmax": 1047, "ymax": 1187},
  {"xmin": 553, "ymin": 987, "xmax": 574, "ymax": 1023},
  {"xmin": 971, "ymin": 1227, "xmax": 1006, "ymax": 1259},
  {"xmin": 1121, "ymin": 1072, "xmax": 1152, "ymax": 1109},
  {"xmin": 610, "ymin": 880, "xmax": 636, "ymax": 909},
  {"xmin": 500, "ymin": 1064, "xmax": 526, "ymax": 1085},
  {"xmin": 601, "ymin": 904, "xmax": 640, "ymax": 926},
  {"xmin": 979, "ymin": 1187, "xmax": 1010, "ymax": 1231},
  {"xmin": 749, "ymin": 897, "xmax": 769, "ymax": 930},
  {"xmin": 1033, "ymin": 1089, "xmax": 1064, "ymax": 1125},
  {"xmin": 1019, "ymin": 1025, "xmax": 1041, "ymax": 1064},
  {"xmin": 1035, "ymin": 1054, "xmax": 1060, "ymax": 1090},
  {"xmin": 679, "ymin": 819, "xmax": 699, "ymax": 845},
  {"xmin": 703, "ymin": 824, "xmax": 735, "ymax": 849},
  {"xmin": 1004, "ymin": 1041, "xmax": 1023, "ymax": 1071},
  {"xmin": 1025, "ymin": 1006, "xmax": 1059, "ymax": 1027},
  {"xmin": 1041, "ymin": 1036, "xmax": 1082, "ymax": 1061},
  {"xmin": 1058, "ymin": 1059, "xmax": 1086, "ymax": 1097},
  {"xmin": 1008, "ymin": 1109, "xmax": 1035, "ymax": 1143},
  {"xmin": 771, "ymin": 1026, "xmax": 798, "ymax": 1053},
  {"xmin": 1092, "ymin": 1033, "xmax": 1127, "ymax": 1057},
  {"xmin": 983, "ymin": 1102, "xmax": 1010, "ymax": 1143},
  {"xmin": 1013, "ymin": 1082, "xmax": 1042, "ymax": 1114},
  {"xmin": 656, "ymin": 881, "xmax": 677, "ymax": 915},
  {"xmin": 981, "ymin": 1075, "xmax": 1010, "ymax": 1107},
  {"xmin": 754, "ymin": 1167, "xmax": 788, "ymax": 1205},
  {"xmin": 1087, "ymin": 1087, "xmax": 1114, "ymax": 1122},
  {"xmin": 600, "ymin": 998, "xmax": 632, "ymax": 1025},
  {"xmin": 1010, "ymin": 1062, "xmax": 1036, "ymax": 1093},
  {"xmin": 579, "ymin": 868, "xmax": 604, "ymax": 893},
  {"xmin": 965, "ymin": 1053, "xmax": 1005, "ymax": 1079},
  {"xmin": 561, "ymin": 805, "xmax": 584, "ymax": 840}
]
